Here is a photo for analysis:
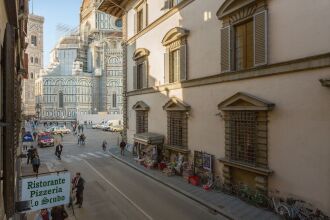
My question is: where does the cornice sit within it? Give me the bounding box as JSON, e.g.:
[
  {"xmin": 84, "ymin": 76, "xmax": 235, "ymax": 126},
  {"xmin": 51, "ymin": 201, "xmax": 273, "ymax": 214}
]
[{"xmin": 127, "ymin": 53, "xmax": 330, "ymax": 97}]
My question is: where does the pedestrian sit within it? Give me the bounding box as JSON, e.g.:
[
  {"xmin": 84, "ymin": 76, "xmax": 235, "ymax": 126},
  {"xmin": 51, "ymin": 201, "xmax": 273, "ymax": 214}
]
[
  {"xmin": 55, "ymin": 143, "xmax": 63, "ymax": 160},
  {"xmin": 35, "ymin": 208, "xmax": 51, "ymax": 220},
  {"xmin": 102, "ymin": 140, "xmax": 107, "ymax": 151},
  {"xmin": 77, "ymin": 134, "xmax": 80, "ymax": 144},
  {"xmin": 72, "ymin": 172, "xmax": 85, "ymax": 208},
  {"xmin": 27, "ymin": 146, "xmax": 34, "ymax": 164},
  {"xmin": 33, "ymin": 131, "xmax": 38, "ymax": 141},
  {"xmin": 120, "ymin": 140, "xmax": 126, "ymax": 156},
  {"xmin": 51, "ymin": 205, "xmax": 68, "ymax": 220},
  {"xmin": 32, "ymin": 154, "xmax": 40, "ymax": 173},
  {"xmin": 81, "ymin": 125, "xmax": 84, "ymax": 133}
]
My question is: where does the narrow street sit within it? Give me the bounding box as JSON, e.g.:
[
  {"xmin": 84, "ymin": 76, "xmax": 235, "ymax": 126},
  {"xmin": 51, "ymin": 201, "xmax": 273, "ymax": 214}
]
[{"xmin": 27, "ymin": 127, "xmax": 225, "ymax": 220}]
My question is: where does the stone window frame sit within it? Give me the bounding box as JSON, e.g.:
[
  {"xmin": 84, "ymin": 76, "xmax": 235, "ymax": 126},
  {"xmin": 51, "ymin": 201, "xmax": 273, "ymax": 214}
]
[
  {"xmin": 218, "ymin": 92, "xmax": 274, "ymax": 170},
  {"xmin": 132, "ymin": 101, "xmax": 149, "ymax": 134},
  {"xmin": 134, "ymin": 0, "xmax": 148, "ymax": 34},
  {"xmin": 133, "ymin": 48, "xmax": 150, "ymax": 90},
  {"xmin": 217, "ymin": 0, "xmax": 268, "ymax": 73},
  {"xmin": 31, "ymin": 35, "xmax": 37, "ymax": 46},
  {"xmin": 163, "ymin": 97, "xmax": 190, "ymax": 149},
  {"xmin": 162, "ymin": 27, "xmax": 189, "ymax": 84}
]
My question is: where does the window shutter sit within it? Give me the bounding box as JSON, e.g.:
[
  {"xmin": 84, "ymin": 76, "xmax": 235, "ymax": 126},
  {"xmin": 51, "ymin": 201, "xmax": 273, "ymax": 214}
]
[
  {"xmin": 133, "ymin": 65, "xmax": 137, "ymax": 90},
  {"xmin": 254, "ymin": 10, "xmax": 267, "ymax": 66},
  {"xmin": 220, "ymin": 26, "xmax": 231, "ymax": 72},
  {"xmin": 164, "ymin": 52, "xmax": 169, "ymax": 84},
  {"xmin": 142, "ymin": 61, "xmax": 148, "ymax": 88},
  {"xmin": 134, "ymin": 12, "xmax": 137, "ymax": 34},
  {"xmin": 179, "ymin": 44, "xmax": 187, "ymax": 81},
  {"xmin": 163, "ymin": 0, "xmax": 170, "ymax": 9},
  {"xmin": 143, "ymin": 3, "xmax": 148, "ymax": 28}
]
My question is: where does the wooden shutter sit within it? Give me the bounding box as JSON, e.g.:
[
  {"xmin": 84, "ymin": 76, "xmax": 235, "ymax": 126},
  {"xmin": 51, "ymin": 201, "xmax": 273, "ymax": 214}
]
[
  {"xmin": 142, "ymin": 61, "xmax": 148, "ymax": 88},
  {"xmin": 164, "ymin": 52, "xmax": 169, "ymax": 84},
  {"xmin": 143, "ymin": 2, "xmax": 148, "ymax": 28},
  {"xmin": 133, "ymin": 65, "xmax": 137, "ymax": 90},
  {"xmin": 179, "ymin": 44, "xmax": 187, "ymax": 81},
  {"xmin": 3, "ymin": 23, "xmax": 15, "ymax": 217},
  {"xmin": 163, "ymin": 0, "xmax": 170, "ymax": 9},
  {"xmin": 254, "ymin": 10, "xmax": 267, "ymax": 66},
  {"xmin": 220, "ymin": 26, "xmax": 231, "ymax": 72},
  {"xmin": 134, "ymin": 11, "xmax": 137, "ymax": 34}
]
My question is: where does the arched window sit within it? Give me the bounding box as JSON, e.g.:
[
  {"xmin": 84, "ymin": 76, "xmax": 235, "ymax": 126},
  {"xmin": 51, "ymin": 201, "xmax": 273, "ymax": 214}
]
[
  {"xmin": 30, "ymin": 72, "xmax": 34, "ymax": 79},
  {"xmin": 59, "ymin": 92, "xmax": 64, "ymax": 108},
  {"xmin": 30, "ymin": 57, "xmax": 34, "ymax": 63},
  {"xmin": 35, "ymin": 57, "xmax": 38, "ymax": 64}
]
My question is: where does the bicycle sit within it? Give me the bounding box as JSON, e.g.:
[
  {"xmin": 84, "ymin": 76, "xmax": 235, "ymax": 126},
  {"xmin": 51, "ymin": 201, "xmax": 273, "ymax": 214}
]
[
  {"xmin": 210, "ymin": 176, "xmax": 223, "ymax": 192},
  {"xmin": 268, "ymin": 190, "xmax": 291, "ymax": 218}
]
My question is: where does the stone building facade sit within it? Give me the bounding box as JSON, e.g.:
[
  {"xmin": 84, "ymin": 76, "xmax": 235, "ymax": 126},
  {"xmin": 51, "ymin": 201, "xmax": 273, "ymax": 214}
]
[
  {"xmin": 36, "ymin": 0, "xmax": 123, "ymax": 121},
  {"xmin": 100, "ymin": 0, "xmax": 330, "ymax": 215},
  {"xmin": 22, "ymin": 14, "xmax": 44, "ymax": 117}
]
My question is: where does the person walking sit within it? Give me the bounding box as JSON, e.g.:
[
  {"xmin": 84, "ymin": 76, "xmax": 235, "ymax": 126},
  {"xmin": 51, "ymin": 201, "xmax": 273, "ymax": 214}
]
[
  {"xmin": 51, "ymin": 205, "xmax": 68, "ymax": 220},
  {"xmin": 55, "ymin": 143, "xmax": 63, "ymax": 160},
  {"xmin": 33, "ymin": 131, "xmax": 38, "ymax": 141},
  {"xmin": 81, "ymin": 125, "xmax": 84, "ymax": 133},
  {"xmin": 35, "ymin": 208, "xmax": 51, "ymax": 220},
  {"xmin": 72, "ymin": 172, "xmax": 85, "ymax": 208},
  {"xmin": 27, "ymin": 146, "xmax": 34, "ymax": 164},
  {"xmin": 32, "ymin": 154, "xmax": 40, "ymax": 173},
  {"xmin": 102, "ymin": 140, "xmax": 107, "ymax": 151},
  {"xmin": 120, "ymin": 140, "xmax": 126, "ymax": 156}
]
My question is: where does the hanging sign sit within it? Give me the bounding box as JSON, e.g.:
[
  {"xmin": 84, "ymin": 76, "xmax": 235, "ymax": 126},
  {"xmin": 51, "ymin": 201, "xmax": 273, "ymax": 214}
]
[{"xmin": 20, "ymin": 171, "xmax": 71, "ymax": 212}]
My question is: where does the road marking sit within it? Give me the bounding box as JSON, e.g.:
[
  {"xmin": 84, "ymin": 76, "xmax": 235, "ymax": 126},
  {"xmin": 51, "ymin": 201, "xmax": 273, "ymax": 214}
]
[
  {"xmin": 45, "ymin": 162, "xmax": 55, "ymax": 172},
  {"xmin": 79, "ymin": 154, "xmax": 88, "ymax": 158},
  {"xmin": 61, "ymin": 156, "xmax": 72, "ymax": 163},
  {"xmin": 82, "ymin": 160, "xmax": 153, "ymax": 220},
  {"xmin": 68, "ymin": 155, "xmax": 82, "ymax": 161},
  {"xmin": 95, "ymin": 151, "xmax": 110, "ymax": 157},
  {"xmin": 87, "ymin": 152, "xmax": 102, "ymax": 158}
]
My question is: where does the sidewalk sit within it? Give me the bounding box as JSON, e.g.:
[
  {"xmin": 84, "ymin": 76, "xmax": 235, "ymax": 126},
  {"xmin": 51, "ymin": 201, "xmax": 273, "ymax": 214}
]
[{"xmin": 108, "ymin": 147, "xmax": 281, "ymax": 220}]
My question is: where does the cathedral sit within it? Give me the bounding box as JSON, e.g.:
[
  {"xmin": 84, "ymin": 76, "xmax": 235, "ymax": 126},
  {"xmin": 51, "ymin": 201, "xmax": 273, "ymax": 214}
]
[{"xmin": 35, "ymin": 0, "xmax": 123, "ymax": 121}]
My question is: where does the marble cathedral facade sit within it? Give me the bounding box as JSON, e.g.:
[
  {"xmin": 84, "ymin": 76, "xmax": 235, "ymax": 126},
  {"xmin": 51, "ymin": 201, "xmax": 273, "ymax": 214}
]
[{"xmin": 35, "ymin": 0, "xmax": 123, "ymax": 120}]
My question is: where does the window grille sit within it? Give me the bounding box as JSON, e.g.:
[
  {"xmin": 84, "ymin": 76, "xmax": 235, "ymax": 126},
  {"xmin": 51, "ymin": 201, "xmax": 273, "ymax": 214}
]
[
  {"xmin": 136, "ymin": 110, "xmax": 148, "ymax": 133},
  {"xmin": 227, "ymin": 111, "xmax": 257, "ymax": 166},
  {"xmin": 168, "ymin": 111, "xmax": 186, "ymax": 147}
]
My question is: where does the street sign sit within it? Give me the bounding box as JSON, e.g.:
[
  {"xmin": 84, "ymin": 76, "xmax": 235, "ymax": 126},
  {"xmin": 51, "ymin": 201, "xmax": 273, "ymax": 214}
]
[
  {"xmin": 20, "ymin": 171, "xmax": 71, "ymax": 212},
  {"xmin": 22, "ymin": 133, "xmax": 33, "ymax": 142}
]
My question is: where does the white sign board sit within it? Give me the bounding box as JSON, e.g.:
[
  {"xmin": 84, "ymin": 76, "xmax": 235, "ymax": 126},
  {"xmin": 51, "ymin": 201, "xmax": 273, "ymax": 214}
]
[{"xmin": 20, "ymin": 172, "xmax": 71, "ymax": 212}]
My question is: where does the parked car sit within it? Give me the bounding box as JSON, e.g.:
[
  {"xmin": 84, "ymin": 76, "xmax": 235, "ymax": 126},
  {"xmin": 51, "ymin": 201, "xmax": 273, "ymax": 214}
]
[
  {"xmin": 57, "ymin": 126, "xmax": 71, "ymax": 134},
  {"xmin": 92, "ymin": 124, "xmax": 98, "ymax": 129},
  {"xmin": 102, "ymin": 125, "xmax": 112, "ymax": 131},
  {"xmin": 38, "ymin": 134, "xmax": 55, "ymax": 148},
  {"xmin": 109, "ymin": 125, "xmax": 123, "ymax": 132}
]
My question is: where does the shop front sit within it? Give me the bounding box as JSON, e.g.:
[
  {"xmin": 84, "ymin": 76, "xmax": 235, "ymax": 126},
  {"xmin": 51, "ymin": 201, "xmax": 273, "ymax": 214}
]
[{"xmin": 133, "ymin": 132, "xmax": 164, "ymax": 169}]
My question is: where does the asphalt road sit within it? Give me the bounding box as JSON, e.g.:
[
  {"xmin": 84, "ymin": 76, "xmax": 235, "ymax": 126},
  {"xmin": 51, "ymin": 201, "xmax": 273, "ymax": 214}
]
[{"xmin": 35, "ymin": 126, "xmax": 226, "ymax": 220}]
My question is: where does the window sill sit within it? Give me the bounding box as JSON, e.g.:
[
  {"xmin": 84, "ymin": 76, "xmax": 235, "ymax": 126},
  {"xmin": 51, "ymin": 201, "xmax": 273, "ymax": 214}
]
[
  {"xmin": 164, "ymin": 145, "xmax": 190, "ymax": 154},
  {"xmin": 218, "ymin": 158, "xmax": 273, "ymax": 176}
]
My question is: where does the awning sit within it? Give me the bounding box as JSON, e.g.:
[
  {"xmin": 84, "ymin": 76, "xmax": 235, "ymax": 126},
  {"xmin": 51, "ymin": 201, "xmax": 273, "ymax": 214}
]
[{"xmin": 134, "ymin": 132, "xmax": 164, "ymax": 145}]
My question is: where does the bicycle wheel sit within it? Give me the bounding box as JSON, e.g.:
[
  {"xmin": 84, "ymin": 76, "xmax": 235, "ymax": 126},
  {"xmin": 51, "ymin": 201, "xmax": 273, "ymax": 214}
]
[{"xmin": 277, "ymin": 204, "xmax": 291, "ymax": 219}]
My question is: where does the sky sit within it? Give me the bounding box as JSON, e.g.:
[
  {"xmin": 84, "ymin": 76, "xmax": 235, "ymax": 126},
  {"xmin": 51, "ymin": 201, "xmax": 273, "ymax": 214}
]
[{"xmin": 29, "ymin": 0, "xmax": 82, "ymax": 67}]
